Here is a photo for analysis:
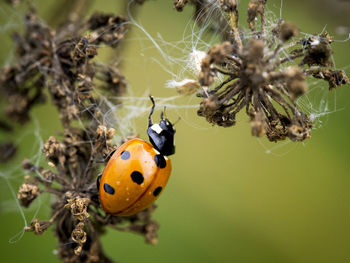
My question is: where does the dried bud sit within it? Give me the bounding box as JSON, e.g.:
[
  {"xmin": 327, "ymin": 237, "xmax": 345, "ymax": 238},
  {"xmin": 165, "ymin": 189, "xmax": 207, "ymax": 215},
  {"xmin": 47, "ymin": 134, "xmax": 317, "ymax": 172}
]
[
  {"xmin": 199, "ymin": 56, "xmax": 214, "ymax": 86},
  {"xmin": 208, "ymin": 41, "xmax": 233, "ymax": 64},
  {"xmin": 173, "ymin": 0, "xmax": 188, "ymax": 11},
  {"xmin": 87, "ymin": 13, "xmax": 127, "ymax": 47},
  {"xmin": 285, "ymin": 67, "xmax": 307, "ymax": 98},
  {"xmin": 266, "ymin": 121, "xmax": 289, "ymax": 142},
  {"xmin": 288, "ymin": 124, "xmax": 311, "ymax": 142},
  {"xmin": 40, "ymin": 169, "xmax": 55, "ymax": 183},
  {"xmin": 96, "ymin": 125, "xmax": 115, "ymax": 141},
  {"xmin": 97, "ymin": 125, "xmax": 107, "ymax": 136},
  {"xmin": 107, "ymin": 128, "xmax": 115, "ymax": 140},
  {"xmin": 72, "ymin": 222, "xmax": 87, "ymax": 255},
  {"xmin": 145, "ymin": 221, "xmax": 159, "ymax": 245},
  {"xmin": 18, "ymin": 183, "xmax": 40, "ymax": 208},
  {"xmin": 198, "ymin": 96, "xmax": 219, "ymax": 116},
  {"xmin": 6, "ymin": 94, "xmax": 30, "ymax": 124},
  {"xmin": 0, "ymin": 142, "xmax": 17, "ymax": 163},
  {"xmin": 72, "ymin": 222, "xmax": 86, "ymax": 250},
  {"xmin": 219, "ymin": 0, "xmax": 238, "ymax": 12},
  {"xmin": 21, "ymin": 158, "xmax": 34, "ymax": 170},
  {"xmin": 244, "ymin": 39, "xmax": 265, "ymax": 62},
  {"xmin": 198, "ymin": 96, "xmax": 236, "ymax": 127},
  {"xmin": 25, "ymin": 219, "xmax": 51, "ymax": 235},
  {"xmin": 64, "ymin": 196, "xmax": 90, "ymax": 221},
  {"xmin": 72, "ymin": 37, "xmax": 97, "ymax": 65},
  {"xmin": 251, "ymin": 110, "xmax": 266, "ymax": 137},
  {"xmin": 98, "ymin": 65, "xmax": 127, "ymax": 96},
  {"xmin": 42, "ymin": 136, "xmax": 66, "ymax": 166},
  {"xmin": 199, "ymin": 42, "xmax": 233, "ymax": 86},
  {"xmin": 247, "ymin": 0, "xmax": 267, "ymax": 30},
  {"xmin": 311, "ymin": 69, "xmax": 349, "ymax": 90},
  {"xmin": 302, "ymin": 34, "xmax": 333, "ymax": 67},
  {"xmin": 279, "ymin": 21, "xmax": 298, "ymax": 42},
  {"xmin": 76, "ymin": 74, "xmax": 93, "ymax": 100}
]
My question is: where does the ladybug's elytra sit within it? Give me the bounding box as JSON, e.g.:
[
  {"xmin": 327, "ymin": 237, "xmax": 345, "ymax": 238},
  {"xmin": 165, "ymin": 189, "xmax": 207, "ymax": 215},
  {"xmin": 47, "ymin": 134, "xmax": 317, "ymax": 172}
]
[{"xmin": 98, "ymin": 96, "xmax": 176, "ymax": 216}]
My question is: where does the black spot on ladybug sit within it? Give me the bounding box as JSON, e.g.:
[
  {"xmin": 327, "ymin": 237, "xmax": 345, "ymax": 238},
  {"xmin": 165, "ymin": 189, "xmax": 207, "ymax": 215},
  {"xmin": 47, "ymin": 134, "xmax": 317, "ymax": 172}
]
[
  {"xmin": 120, "ymin": 150, "xmax": 130, "ymax": 160},
  {"xmin": 104, "ymin": 183, "xmax": 115, "ymax": 195},
  {"xmin": 153, "ymin": 186, "xmax": 162, "ymax": 196},
  {"xmin": 154, "ymin": 154, "xmax": 166, "ymax": 168},
  {"xmin": 131, "ymin": 171, "xmax": 144, "ymax": 185}
]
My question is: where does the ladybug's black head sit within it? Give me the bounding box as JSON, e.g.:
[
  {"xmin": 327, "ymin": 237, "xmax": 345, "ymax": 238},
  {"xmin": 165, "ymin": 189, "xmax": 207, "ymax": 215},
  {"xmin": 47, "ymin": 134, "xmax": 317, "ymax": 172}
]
[{"xmin": 147, "ymin": 96, "xmax": 176, "ymax": 156}]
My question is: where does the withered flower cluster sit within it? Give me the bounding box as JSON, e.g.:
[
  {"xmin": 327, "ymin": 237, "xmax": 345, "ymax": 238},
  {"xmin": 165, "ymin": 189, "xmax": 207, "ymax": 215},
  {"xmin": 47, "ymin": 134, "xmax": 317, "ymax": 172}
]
[
  {"xmin": 1, "ymin": 8, "xmax": 158, "ymax": 263},
  {"xmin": 174, "ymin": 0, "xmax": 349, "ymax": 142}
]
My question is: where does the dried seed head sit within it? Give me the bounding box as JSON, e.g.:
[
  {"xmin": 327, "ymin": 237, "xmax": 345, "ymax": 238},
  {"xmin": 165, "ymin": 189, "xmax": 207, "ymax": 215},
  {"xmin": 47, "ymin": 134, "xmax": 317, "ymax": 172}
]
[
  {"xmin": 194, "ymin": 1, "xmax": 347, "ymax": 142},
  {"xmin": 17, "ymin": 182, "xmax": 40, "ymax": 208}
]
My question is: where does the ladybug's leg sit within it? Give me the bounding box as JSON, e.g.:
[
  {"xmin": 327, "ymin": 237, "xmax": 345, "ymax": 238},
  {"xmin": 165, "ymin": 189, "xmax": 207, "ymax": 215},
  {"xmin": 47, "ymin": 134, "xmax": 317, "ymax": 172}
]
[
  {"xmin": 104, "ymin": 149, "xmax": 116, "ymax": 163},
  {"xmin": 96, "ymin": 173, "xmax": 102, "ymax": 190},
  {"xmin": 148, "ymin": 95, "xmax": 155, "ymax": 128},
  {"xmin": 94, "ymin": 158, "xmax": 105, "ymax": 163}
]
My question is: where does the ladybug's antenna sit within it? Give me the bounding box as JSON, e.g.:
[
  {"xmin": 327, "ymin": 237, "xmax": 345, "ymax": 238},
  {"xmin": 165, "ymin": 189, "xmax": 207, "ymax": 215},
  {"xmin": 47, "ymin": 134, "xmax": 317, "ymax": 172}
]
[
  {"xmin": 160, "ymin": 106, "xmax": 167, "ymax": 120},
  {"xmin": 172, "ymin": 116, "xmax": 181, "ymax": 126},
  {"xmin": 148, "ymin": 96, "xmax": 155, "ymax": 127}
]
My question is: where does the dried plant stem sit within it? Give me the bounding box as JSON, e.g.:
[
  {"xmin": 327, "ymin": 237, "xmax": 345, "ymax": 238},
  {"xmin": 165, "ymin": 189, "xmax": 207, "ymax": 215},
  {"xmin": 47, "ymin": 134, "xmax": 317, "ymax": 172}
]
[{"xmin": 1, "ymin": 2, "xmax": 159, "ymax": 262}]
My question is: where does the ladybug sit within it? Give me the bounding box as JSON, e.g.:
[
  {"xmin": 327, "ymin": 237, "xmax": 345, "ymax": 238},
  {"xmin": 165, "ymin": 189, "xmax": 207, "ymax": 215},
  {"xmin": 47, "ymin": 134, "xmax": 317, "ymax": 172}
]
[{"xmin": 97, "ymin": 96, "xmax": 176, "ymax": 216}]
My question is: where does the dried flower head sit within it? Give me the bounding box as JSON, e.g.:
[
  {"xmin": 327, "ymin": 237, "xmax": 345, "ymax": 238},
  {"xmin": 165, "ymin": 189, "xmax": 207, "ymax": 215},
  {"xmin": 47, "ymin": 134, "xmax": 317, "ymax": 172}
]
[
  {"xmin": 177, "ymin": 0, "xmax": 349, "ymax": 142},
  {"xmin": 17, "ymin": 179, "xmax": 40, "ymax": 208}
]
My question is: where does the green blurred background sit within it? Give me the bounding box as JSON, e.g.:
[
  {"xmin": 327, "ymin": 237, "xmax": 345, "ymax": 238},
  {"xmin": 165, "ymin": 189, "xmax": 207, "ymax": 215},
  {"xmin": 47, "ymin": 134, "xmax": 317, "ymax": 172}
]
[{"xmin": 1, "ymin": 0, "xmax": 350, "ymax": 262}]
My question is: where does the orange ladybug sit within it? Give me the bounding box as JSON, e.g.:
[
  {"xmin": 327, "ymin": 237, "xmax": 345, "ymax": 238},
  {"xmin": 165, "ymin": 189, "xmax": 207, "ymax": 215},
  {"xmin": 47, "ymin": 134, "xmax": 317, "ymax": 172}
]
[{"xmin": 98, "ymin": 96, "xmax": 176, "ymax": 216}]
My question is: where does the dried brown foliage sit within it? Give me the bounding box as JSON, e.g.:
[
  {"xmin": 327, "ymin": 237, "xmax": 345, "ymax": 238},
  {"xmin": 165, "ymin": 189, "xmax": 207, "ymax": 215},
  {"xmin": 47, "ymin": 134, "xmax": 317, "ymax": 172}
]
[
  {"xmin": 0, "ymin": 6, "xmax": 158, "ymax": 263},
  {"xmin": 1, "ymin": 0, "xmax": 349, "ymax": 262},
  {"xmin": 173, "ymin": 0, "xmax": 349, "ymax": 142}
]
